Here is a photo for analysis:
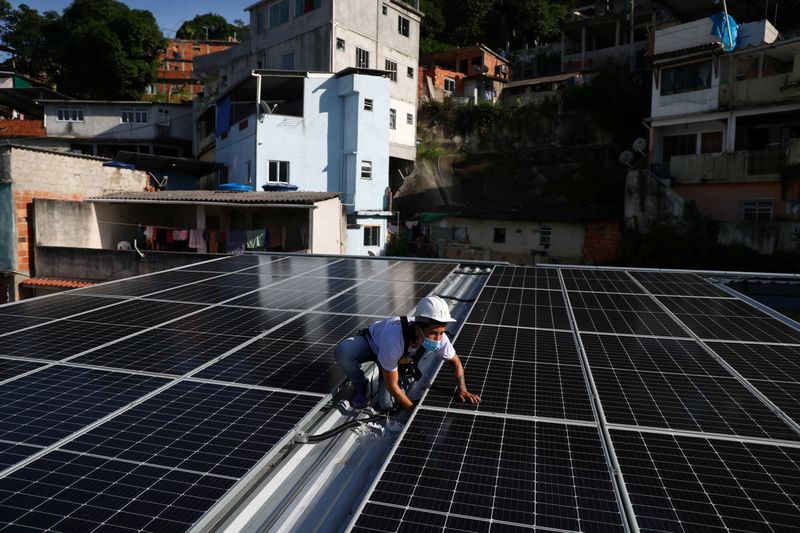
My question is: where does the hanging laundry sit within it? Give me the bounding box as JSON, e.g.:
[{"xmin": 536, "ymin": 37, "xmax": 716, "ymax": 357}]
[
  {"xmin": 219, "ymin": 231, "xmax": 227, "ymax": 253},
  {"xmin": 189, "ymin": 229, "xmax": 206, "ymax": 250},
  {"xmin": 269, "ymin": 228, "xmax": 282, "ymax": 250},
  {"xmin": 246, "ymin": 229, "xmax": 266, "ymax": 251},
  {"xmin": 177, "ymin": 229, "xmax": 189, "ymax": 241},
  {"xmin": 227, "ymin": 230, "xmax": 246, "ymax": 254},
  {"xmin": 208, "ymin": 230, "xmax": 219, "ymax": 253},
  {"xmin": 156, "ymin": 228, "xmax": 168, "ymax": 248}
]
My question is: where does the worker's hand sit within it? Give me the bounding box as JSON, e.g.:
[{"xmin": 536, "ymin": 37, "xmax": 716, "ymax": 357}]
[{"xmin": 456, "ymin": 389, "xmax": 481, "ymax": 404}]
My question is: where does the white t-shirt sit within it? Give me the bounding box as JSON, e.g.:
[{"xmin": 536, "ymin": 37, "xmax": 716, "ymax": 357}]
[{"xmin": 366, "ymin": 316, "xmax": 455, "ymax": 372}]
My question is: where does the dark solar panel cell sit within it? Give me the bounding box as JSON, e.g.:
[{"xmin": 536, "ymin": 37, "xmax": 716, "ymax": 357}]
[
  {"xmin": 571, "ymin": 308, "xmax": 688, "ymax": 337},
  {"xmin": 745, "ymin": 380, "xmax": 800, "ymax": 425},
  {"xmin": 74, "ymin": 299, "xmax": 206, "ymax": 328},
  {"xmin": 467, "ymin": 288, "xmax": 570, "ymax": 330},
  {"xmin": 308, "ymin": 259, "xmax": 394, "ymax": 280},
  {"xmin": 630, "ymin": 271, "xmax": 708, "ymax": 284},
  {"xmin": 677, "ymin": 314, "xmax": 800, "ymax": 343},
  {"xmin": 143, "ymin": 283, "xmax": 256, "ymax": 304},
  {"xmin": 659, "ymin": 296, "xmax": 766, "ymax": 317},
  {"xmin": 236, "ymin": 256, "xmax": 336, "ymax": 277},
  {"xmin": 642, "ymin": 281, "xmax": 731, "ymax": 297},
  {"xmin": 0, "ymin": 366, "xmax": 168, "ymax": 446},
  {"xmin": 361, "ymin": 410, "xmax": 624, "ymax": 532},
  {"xmin": 706, "ymin": 341, "xmax": 800, "ymax": 382},
  {"xmin": 145, "ymin": 270, "xmax": 222, "ymax": 284},
  {"xmin": 486, "ymin": 266, "xmax": 561, "ymax": 290},
  {"xmin": 593, "ymin": 367, "xmax": 799, "ymax": 440},
  {"xmin": 454, "ymin": 325, "xmax": 581, "ymax": 365},
  {"xmin": 0, "ymin": 451, "xmax": 237, "ymax": 532},
  {"xmin": 613, "ymin": 431, "xmax": 800, "ymax": 533},
  {"xmin": 78, "ymin": 279, "xmax": 178, "ymax": 298},
  {"xmin": 1, "ymin": 294, "xmax": 124, "ymax": 320},
  {"xmin": 226, "ymin": 288, "xmax": 337, "ymax": 311},
  {"xmin": 581, "ymin": 334, "xmax": 727, "ymax": 376},
  {"xmin": 165, "ymin": 307, "xmax": 294, "ymax": 337},
  {"xmin": 0, "ymin": 320, "xmax": 142, "ymax": 360},
  {"xmin": 194, "ymin": 272, "xmax": 286, "ymax": 289},
  {"xmin": 71, "ymin": 329, "xmax": 250, "ymax": 375},
  {"xmin": 0, "ymin": 358, "xmax": 47, "ymax": 381},
  {"xmin": 270, "ymin": 276, "xmax": 359, "ymax": 294},
  {"xmin": 317, "ymin": 290, "xmax": 427, "ymax": 317},
  {"xmin": 62, "ymin": 381, "xmax": 321, "ymax": 478},
  {"xmin": 196, "ymin": 339, "xmax": 345, "ymax": 393},
  {"xmin": 568, "ymin": 292, "xmax": 657, "ymax": 311},
  {"xmin": 0, "ymin": 314, "xmax": 49, "ymax": 335},
  {"xmin": 374, "ymin": 262, "xmax": 454, "ymax": 283},
  {"xmin": 265, "ymin": 312, "xmax": 380, "ymax": 344},
  {"xmin": 0, "ymin": 441, "xmax": 42, "ymax": 469},
  {"xmin": 561, "ymin": 269, "xmax": 644, "ymax": 294},
  {"xmin": 424, "ymin": 356, "xmax": 594, "ymax": 421},
  {"xmin": 183, "ymin": 255, "xmax": 282, "ymax": 272}
]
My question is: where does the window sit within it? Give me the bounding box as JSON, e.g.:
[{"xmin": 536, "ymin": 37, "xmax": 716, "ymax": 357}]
[
  {"xmin": 157, "ymin": 109, "xmax": 170, "ymax": 126},
  {"xmin": 539, "ymin": 226, "xmax": 552, "ymax": 248},
  {"xmin": 407, "ymin": 66, "xmax": 414, "ymax": 78},
  {"xmin": 57, "ymin": 107, "xmax": 84, "ymax": 122},
  {"xmin": 282, "ymin": 50, "xmax": 294, "ymax": 70},
  {"xmin": 701, "ymin": 131, "xmax": 723, "ymax": 153},
  {"xmin": 256, "ymin": 11, "xmax": 265, "ymax": 34},
  {"xmin": 444, "ymin": 77, "xmax": 456, "ymax": 92},
  {"xmin": 121, "ymin": 109, "xmax": 147, "ymax": 124},
  {"xmin": 662, "ymin": 134, "xmax": 696, "ymax": 161},
  {"xmin": 246, "ymin": 161, "xmax": 253, "ymax": 184},
  {"xmin": 221, "ymin": 75, "xmax": 228, "ymax": 87},
  {"xmin": 364, "ymin": 226, "xmax": 380, "ymax": 246},
  {"xmin": 336, "ymin": 38, "xmax": 345, "ymax": 51},
  {"xmin": 385, "ymin": 59, "xmax": 397, "ymax": 81},
  {"xmin": 382, "ymin": 4, "xmax": 388, "ymax": 15},
  {"xmin": 269, "ymin": 0, "xmax": 290, "ymax": 29},
  {"xmin": 361, "ymin": 160, "xmax": 372, "ymax": 179},
  {"xmin": 389, "ymin": 108, "xmax": 396, "ymax": 130},
  {"xmin": 453, "ymin": 227, "xmax": 467, "ymax": 241},
  {"xmin": 493, "ymin": 228, "xmax": 506, "ymax": 243},
  {"xmin": 295, "ymin": 0, "xmax": 321, "ymax": 16},
  {"xmin": 741, "ymin": 199, "xmax": 773, "ymax": 221},
  {"xmin": 406, "ymin": 112, "xmax": 413, "ymax": 125},
  {"xmin": 356, "ymin": 47, "xmax": 369, "ymax": 68},
  {"xmin": 364, "ymin": 98, "xmax": 373, "ymax": 111},
  {"xmin": 660, "ymin": 60, "xmax": 712, "ymax": 96},
  {"xmin": 398, "ymin": 15, "xmax": 410, "ymax": 37},
  {"xmin": 268, "ymin": 160, "xmax": 290, "ymax": 183}
]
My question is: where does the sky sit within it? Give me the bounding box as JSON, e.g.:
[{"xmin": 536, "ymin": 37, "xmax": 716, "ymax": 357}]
[{"xmin": 10, "ymin": 1, "xmax": 252, "ymax": 37}]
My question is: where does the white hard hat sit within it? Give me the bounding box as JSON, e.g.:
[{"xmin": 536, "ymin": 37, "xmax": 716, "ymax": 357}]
[{"xmin": 415, "ymin": 295, "xmax": 455, "ymax": 323}]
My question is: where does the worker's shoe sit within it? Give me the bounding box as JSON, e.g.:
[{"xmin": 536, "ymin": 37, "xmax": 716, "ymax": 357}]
[{"xmin": 350, "ymin": 382, "xmax": 369, "ymax": 409}]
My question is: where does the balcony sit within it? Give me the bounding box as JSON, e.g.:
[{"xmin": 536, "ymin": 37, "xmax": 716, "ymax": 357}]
[
  {"xmin": 720, "ymin": 72, "xmax": 800, "ymax": 108},
  {"xmin": 669, "ymin": 139, "xmax": 800, "ymax": 184}
]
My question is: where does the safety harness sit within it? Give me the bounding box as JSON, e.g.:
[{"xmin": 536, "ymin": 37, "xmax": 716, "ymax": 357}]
[{"xmin": 360, "ymin": 316, "xmax": 425, "ymax": 384}]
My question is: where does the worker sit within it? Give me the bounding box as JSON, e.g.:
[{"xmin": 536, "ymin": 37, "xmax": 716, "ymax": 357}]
[{"xmin": 334, "ymin": 295, "xmax": 481, "ymax": 411}]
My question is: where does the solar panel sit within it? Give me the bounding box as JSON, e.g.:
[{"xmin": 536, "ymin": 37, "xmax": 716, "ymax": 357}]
[
  {"xmin": 561, "ymin": 269, "xmax": 645, "ymax": 294},
  {"xmin": 181, "ymin": 254, "xmax": 285, "ymax": 272},
  {"xmin": 193, "ymin": 272, "xmax": 290, "ymax": 289},
  {"xmin": 705, "ymin": 341, "xmax": 800, "ymax": 382},
  {"xmin": 71, "ymin": 329, "xmax": 251, "ymax": 375},
  {"xmin": 62, "ymin": 381, "xmax": 321, "ymax": 478},
  {"xmin": 141, "ymin": 283, "xmax": 257, "ymax": 305},
  {"xmin": 0, "ymin": 315, "xmax": 49, "ymax": 335},
  {"xmin": 352, "ymin": 410, "xmax": 626, "ymax": 532},
  {"xmin": 0, "ymin": 320, "xmax": 143, "ymax": 361},
  {"xmin": 195, "ymin": 339, "xmax": 344, "ymax": 393},
  {"xmin": 659, "ymin": 296, "xmax": 768, "ymax": 317},
  {"xmin": 304, "ymin": 258, "xmax": 395, "ymax": 279},
  {"xmin": 163, "ymin": 307, "xmax": 295, "ymax": 337},
  {"xmin": 264, "ymin": 312, "xmax": 381, "ymax": 344},
  {"xmin": 676, "ymin": 314, "xmax": 800, "ymax": 343},
  {"xmin": 0, "ymin": 450, "xmax": 238, "ymax": 532},
  {"xmin": 486, "ymin": 265, "xmax": 561, "ymax": 290},
  {"xmin": 612, "ymin": 430, "xmax": 800, "ymax": 532},
  {"xmin": 0, "ymin": 358, "xmax": 47, "ymax": 382},
  {"xmin": 316, "ymin": 281, "xmax": 436, "ymax": 316},
  {"xmin": 0, "ymin": 366, "xmax": 169, "ymax": 446},
  {"xmin": 0, "ymin": 294, "xmax": 125, "ymax": 320},
  {"xmin": 629, "ymin": 271, "xmax": 731, "ymax": 297},
  {"xmin": 372, "ymin": 262, "xmax": 455, "ymax": 283},
  {"xmin": 467, "ymin": 287, "xmax": 571, "ymax": 330},
  {"xmin": 0, "ymin": 442, "xmax": 41, "ymax": 470}
]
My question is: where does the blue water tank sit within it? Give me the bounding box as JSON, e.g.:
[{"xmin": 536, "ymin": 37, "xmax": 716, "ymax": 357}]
[
  {"xmin": 262, "ymin": 183, "xmax": 299, "ymax": 192},
  {"xmin": 217, "ymin": 183, "xmax": 255, "ymax": 192}
]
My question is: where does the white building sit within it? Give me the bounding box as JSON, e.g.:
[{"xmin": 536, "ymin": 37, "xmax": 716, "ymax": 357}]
[
  {"xmin": 209, "ymin": 69, "xmax": 392, "ymax": 256},
  {"xmin": 194, "ymin": 0, "xmax": 420, "ymax": 168},
  {"xmin": 40, "ymin": 101, "xmax": 193, "ymax": 158}
]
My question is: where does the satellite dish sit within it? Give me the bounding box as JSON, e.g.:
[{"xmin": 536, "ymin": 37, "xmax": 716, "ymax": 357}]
[
  {"xmin": 258, "ymin": 100, "xmax": 278, "ymax": 115},
  {"xmin": 481, "ymin": 64, "xmax": 489, "ymax": 73},
  {"xmin": 633, "ymin": 137, "xmax": 647, "ymax": 153},
  {"xmin": 618, "ymin": 150, "xmax": 634, "ymax": 167}
]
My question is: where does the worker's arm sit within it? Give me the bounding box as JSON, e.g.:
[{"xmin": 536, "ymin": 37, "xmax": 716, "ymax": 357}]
[
  {"xmin": 382, "ymin": 368, "xmax": 415, "ymax": 411},
  {"xmin": 450, "ymin": 355, "xmax": 481, "ymax": 404}
]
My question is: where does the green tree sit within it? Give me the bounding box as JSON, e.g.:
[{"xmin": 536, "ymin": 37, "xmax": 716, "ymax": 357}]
[
  {"xmin": 176, "ymin": 13, "xmax": 238, "ymax": 41},
  {"xmin": 0, "ymin": 0, "xmax": 163, "ymax": 99}
]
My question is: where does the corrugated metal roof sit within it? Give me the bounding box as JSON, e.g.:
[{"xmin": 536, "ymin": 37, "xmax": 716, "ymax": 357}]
[
  {"xmin": 89, "ymin": 190, "xmax": 342, "ymax": 205},
  {"xmin": 503, "ymin": 72, "xmax": 582, "ymax": 89},
  {"xmin": 20, "ymin": 278, "xmax": 96, "ymax": 289}
]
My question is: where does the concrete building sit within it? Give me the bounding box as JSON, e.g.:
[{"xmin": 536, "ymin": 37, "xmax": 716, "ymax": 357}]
[
  {"xmin": 0, "ymin": 145, "xmax": 148, "ymax": 302},
  {"xmin": 419, "ymin": 44, "xmax": 511, "ymax": 104},
  {"xmin": 203, "ymin": 69, "xmax": 393, "ymax": 256},
  {"xmin": 150, "ymin": 39, "xmax": 238, "ymax": 102},
  {"xmin": 499, "ymin": 72, "xmax": 584, "ymax": 107},
  {"xmin": 193, "ymin": 0, "xmax": 421, "ymax": 169},
  {"xmin": 40, "ymin": 100, "xmax": 194, "ymax": 158}
]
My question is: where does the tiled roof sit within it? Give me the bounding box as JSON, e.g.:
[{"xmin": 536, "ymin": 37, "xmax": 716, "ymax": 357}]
[
  {"xmin": 90, "ymin": 190, "xmax": 342, "ymax": 205},
  {"xmin": 20, "ymin": 278, "xmax": 96, "ymax": 289}
]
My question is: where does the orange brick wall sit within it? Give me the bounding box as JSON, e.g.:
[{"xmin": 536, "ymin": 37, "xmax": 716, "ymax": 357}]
[
  {"xmin": 419, "ymin": 66, "xmax": 466, "ymax": 100},
  {"xmin": 14, "ymin": 189, "xmax": 86, "ymax": 273},
  {"xmin": 0, "ymin": 119, "xmax": 45, "ymax": 138},
  {"xmin": 156, "ymin": 39, "xmax": 236, "ymax": 100},
  {"xmin": 584, "ymin": 221, "xmax": 621, "ymax": 264},
  {"xmin": 673, "ymin": 182, "xmax": 798, "ymax": 221}
]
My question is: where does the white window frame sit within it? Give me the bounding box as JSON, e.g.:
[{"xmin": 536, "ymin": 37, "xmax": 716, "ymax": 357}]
[
  {"xmin": 336, "ymin": 38, "xmax": 345, "ymax": 51},
  {"xmin": 121, "ymin": 109, "xmax": 148, "ymax": 124},
  {"xmin": 740, "ymin": 199, "xmax": 773, "ymax": 221},
  {"xmin": 364, "ymin": 98, "xmax": 373, "ymax": 111},
  {"xmin": 539, "ymin": 226, "xmax": 552, "ymax": 248},
  {"xmin": 389, "ymin": 108, "xmax": 396, "ymax": 130},
  {"xmin": 157, "ymin": 109, "xmax": 170, "ymax": 126},
  {"xmin": 268, "ymin": 160, "xmax": 290, "ymax": 183},
  {"xmin": 356, "ymin": 47, "xmax": 369, "ymax": 69},
  {"xmin": 269, "ymin": 0, "xmax": 290, "ymax": 29},
  {"xmin": 246, "ymin": 161, "xmax": 253, "ymax": 184},
  {"xmin": 385, "ymin": 59, "xmax": 398, "ymax": 82},
  {"xmin": 407, "ymin": 66, "xmax": 414, "ymax": 78},
  {"xmin": 406, "ymin": 112, "xmax": 413, "ymax": 125},
  {"xmin": 444, "ymin": 77, "xmax": 456, "ymax": 93},
  {"xmin": 363, "ymin": 226, "xmax": 380, "ymax": 247},
  {"xmin": 361, "ymin": 160, "xmax": 372, "ymax": 179},
  {"xmin": 398, "ymin": 15, "xmax": 410, "ymax": 37},
  {"xmin": 56, "ymin": 107, "xmax": 84, "ymax": 122}
]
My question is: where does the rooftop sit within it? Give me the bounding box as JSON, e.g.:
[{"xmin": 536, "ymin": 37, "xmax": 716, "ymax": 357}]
[{"xmin": 90, "ymin": 190, "xmax": 342, "ymax": 205}]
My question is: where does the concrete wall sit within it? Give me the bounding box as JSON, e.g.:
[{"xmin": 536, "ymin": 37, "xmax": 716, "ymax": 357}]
[
  {"xmin": 347, "ymin": 215, "xmax": 388, "ymax": 256},
  {"xmin": 624, "ymin": 169, "xmax": 685, "ymax": 230},
  {"xmin": 215, "ymin": 73, "xmax": 390, "ymax": 214},
  {"xmin": 43, "ymin": 102, "xmax": 193, "ymax": 141},
  {"xmin": 651, "ymin": 61, "xmax": 720, "ymax": 118},
  {"xmin": 673, "ymin": 181, "xmax": 797, "ymax": 222},
  {"xmin": 34, "ymin": 199, "xmax": 102, "ymax": 249},
  {"xmin": 653, "ymin": 19, "xmax": 719, "ymax": 56},
  {"xmin": 718, "ymin": 221, "xmax": 800, "ymax": 254}
]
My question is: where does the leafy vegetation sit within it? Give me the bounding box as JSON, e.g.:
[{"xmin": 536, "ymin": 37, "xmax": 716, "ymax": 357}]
[
  {"xmin": 0, "ymin": 0, "xmax": 164, "ymax": 99},
  {"xmin": 176, "ymin": 13, "xmax": 246, "ymax": 41}
]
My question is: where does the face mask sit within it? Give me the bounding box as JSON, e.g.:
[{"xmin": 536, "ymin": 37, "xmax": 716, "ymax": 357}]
[{"xmin": 422, "ymin": 337, "xmax": 441, "ymax": 351}]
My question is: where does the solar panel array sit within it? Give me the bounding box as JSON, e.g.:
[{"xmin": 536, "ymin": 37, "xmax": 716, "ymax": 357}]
[
  {"xmin": 351, "ymin": 266, "xmax": 800, "ymax": 533},
  {"xmin": 0, "ymin": 254, "xmax": 456, "ymax": 532}
]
